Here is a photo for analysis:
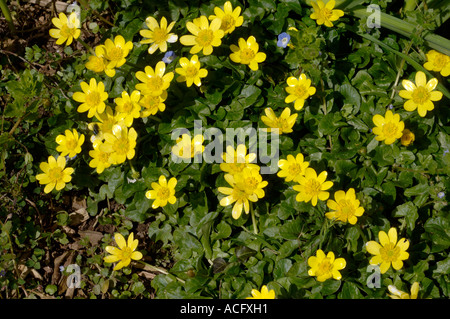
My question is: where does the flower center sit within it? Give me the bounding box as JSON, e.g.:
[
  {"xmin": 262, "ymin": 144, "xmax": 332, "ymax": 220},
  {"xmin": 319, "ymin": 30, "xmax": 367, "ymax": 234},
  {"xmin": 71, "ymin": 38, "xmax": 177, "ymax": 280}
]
[
  {"xmin": 380, "ymin": 243, "xmax": 400, "ymax": 262},
  {"xmin": 221, "ymin": 15, "xmax": 235, "ymax": 32},
  {"xmin": 185, "ymin": 66, "xmax": 198, "ymax": 78},
  {"xmin": 120, "ymin": 247, "xmax": 133, "ymax": 260},
  {"xmin": 433, "ymin": 55, "xmax": 448, "ymax": 69},
  {"xmin": 146, "ymin": 76, "xmax": 163, "ymax": 91},
  {"xmin": 153, "ymin": 27, "xmax": 168, "ymax": 43},
  {"xmin": 337, "ymin": 200, "xmax": 355, "ymax": 219},
  {"xmin": 141, "ymin": 95, "xmax": 160, "ymax": 111},
  {"xmin": 244, "ymin": 176, "xmax": 258, "ymax": 191},
  {"xmin": 157, "ymin": 187, "xmax": 171, "ymax": 200},
  {"xmin": 411, "ymin": 86, "xmax": 430, "ymax": 105},
  {"xmin": 109, "ymin": 47, "xmax": 124, "ymax": 61},
  {"xmin": 240, "ymin": 48, "xmax": 255, "ymax": 64},
  {"xmin": 65, "ymin": 138, "xmax": 78, "ymax": 150},
  {"xmin": 86, "ymin": 91, "xmax": 101, "ymax": 107},
  {"xmin": 121, "ymin": 102, "xmax": 133, "ymax": 113},
  {"xmin": 294, "ymin": 85, "xmax": 307, "ymax": 98},
  {"xmin": 113, "ymin": 137, "xmax": 129, "ymax": 154},
  {"xmin": 273, "ymin": 118, "xmax": 289, "ymax": 131},
  {"xmin": 382, "ymin": 122, "xmax": 400, "ymax": 138},
  {"xmin": 305, "ymin": 179, "xmax": 322, "ymax": 196},
  {"xmin": 60, "ymin": 24, "xmax": 75, "ymax": 38},
  {"xmin": 99, "ymin": 151, "xmax": 109, "ymax": 163},
  {"xmin": 196, "ymin": 29, "xmax": 214, "ymax": 47},
  {"xmin": 48, "ymin": 167, "xmax": 63, "ymax": 181},
  {"xmin": 318, "ymin": 8, "xmax": 333, "ymax": 21},
  {"xmin": 316, "ymin": 259, "xmax": 333, "ymax": 277},
  {"xmin": 288, "ymin": 163, "xmax": 302, "ymax": 176}
]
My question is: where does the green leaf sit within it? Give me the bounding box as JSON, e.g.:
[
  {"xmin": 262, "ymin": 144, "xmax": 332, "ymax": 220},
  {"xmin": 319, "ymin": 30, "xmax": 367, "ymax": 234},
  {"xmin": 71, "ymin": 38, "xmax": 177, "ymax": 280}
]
[{"xmin": 393, "ymin": 202, "xmax": 418, "ymax": 231}]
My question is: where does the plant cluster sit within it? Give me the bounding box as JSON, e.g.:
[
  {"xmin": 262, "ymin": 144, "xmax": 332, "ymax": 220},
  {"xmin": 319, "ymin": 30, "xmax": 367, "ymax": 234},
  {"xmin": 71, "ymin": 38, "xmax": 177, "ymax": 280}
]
[{"xmin": 0, "ymin": 0, "xmax": 449, "ymax": 299}]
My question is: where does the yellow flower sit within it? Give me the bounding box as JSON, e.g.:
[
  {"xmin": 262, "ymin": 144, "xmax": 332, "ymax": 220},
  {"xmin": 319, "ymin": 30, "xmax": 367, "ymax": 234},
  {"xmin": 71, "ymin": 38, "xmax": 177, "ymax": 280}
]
[
  {"xmin": 220, "ymin": 144, "xmax": 260, "ymax": 175},
  {"xmin": 85, "ymin": 45, "xmax": 108, "ymax": 73},
  {"xmin": 387, "ymin": 282, "xmax": 420, "ymax": 299},
  {"xmin": 135, "ymin": 61, "xmax": 174, "ymax": 96},
  {"xmin": 365, "ymin": 227, "xmax": 409, "ymax": 274},
  {"xmin": 372, "ymin": 110, "xmax": 405, "ymax": 145},
  {"xmin": 114, "ymin": 90, "xmax": 141, "ymax": 127},
  {"xmin": 49, "ymin": 12, "xmax": 81, "ymax": 46},
  {"xmin": 73, "ymin": 78, "xmax": 109, "ymax": 118},
  {"xmin": 104, "ymin": 232, "xmax": 143, "ymax": 271},
  {"xmin": 326, "ymin": 188, "xmax": 364, "ymax": 225},
  {"xmin": 293, "ymin": 167, "xmax": 333, "ymax": 206},
  {"xmin": 423, "ymin": 50, "xmax": 450, "ymax": 77},
  {"xmin": 88, "ymin": 146, "xmax": 112, "ymax": 174},
  {"xmin": 209, "ymin": 1, "xmax": 244, "ymax": 35},
  {"xmin": 180, "ymin": 15, "xmax": 224, "ymax": 55},
  {"xmin": 308, "ymin": 249, "xmax": 346, "ymax": 282},
  {"xmin": 140, "ymin": 16, "xmax": 178, "ymax": 54},
  {"xmin": 277, "ymin": 153, "xmax": 310, "ymax": 183},
  {"xmin": 100, "ymin": 125, "xmax": 137, "ymax": 165},
  {"xmin": 145, "ymin": 175, "xmax": 177, "ymax": 209},
  {"xmin": 285, "ymin": 74, "xmax": 316, "ymax": 111},
  {"xmin": 246, "ymin": 285, "xmax": 275, "ymax": 299},
  {"xmin": 310, "ymin": 0, "xmax": 344, "ymax": 28},
  {"xmin": 175, "ymin": 55, "xmax": 208, "ymax": 87},
  {"xmin": 218, "ymin": 167, "xmax": 268, "ymax": 219},
  {"xmin": 103, "ymin": 35, "xmax": 134, "ymax": 69},
  {"xmin": 261, "ymin": 107, "xmax": 298, "ymax": 134},
  {"xmin": 172, "ymin": 134, "xmax": 205, "ymax": 159},
  {"xmin": 55, "ymin": 129, "xmax": 85, "ymax": 158},
  {"xmin": 139, "ymin": 93, "xmax": 167, "ymax": 117},
  {"xmin": 400, "ymin": 129, "xmax": 415, "ymax": 146},
  {"xmin": 89, "ymin": 106, "xmax": 126, "ymax": 146},
  {"xmin": 36, "ymin": 156, "xmax": 74, "ymax": 193},
  {"xmin": 229, "ymin": 36, "xmax": 266, "ymax": 71},
  {"xmin": 399, "ymin": 71, "xmax": 443, "ymax": 117}
]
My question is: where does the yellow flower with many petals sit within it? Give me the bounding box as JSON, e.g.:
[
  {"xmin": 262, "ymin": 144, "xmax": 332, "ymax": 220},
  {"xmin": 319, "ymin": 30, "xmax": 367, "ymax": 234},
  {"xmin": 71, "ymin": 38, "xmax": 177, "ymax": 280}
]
[
  {"xmin": 49, "ymin": 12, "xmax": 81, "ymax": 46},
  {"xmin": 103, "ymin": 35, "xmax": 134, "ymax": 70},
  {"xmin": 308, "ymin": 249, "xmax": 346, "ymax": 282},
  {"xmin": 104, "ymin": 232, "xmax": 143, "ymax": 271},
  {"xmin": 36, "ymin": 156, "xmax": 74, "ymax": 193},
  {"xmin": 387, "ymin": 282, "xmax": 420, "ymax": 299},
  {"xmin": 285, "ymin": 74, "xmax": 316, "ymax": 111},
  {"xmin": 115, "ymin": 90, "xmax": 141, "ymax": 127},
  {"xmin": 423, "ymin": 50, "xmax": 450, "ymax": 77},
  {"xmin": 180, "ymin": 15, "xmax": 224, "ymax": 55},
  {"xmin": 139, "ymin": 93, "xmax": 167, "ymax": 117},
  {"xmin": 73, "ymin": 78, "xmax": 109, "ymax": 118},
  {"xmin": 135, "ymin": 61, "xmax": 174, "ymax": 96},
  {"xmin": 372, "ymin": 110, "xmax": 404, "ymax": 145},
  {"xmin": 277, "ymin": 153, "xmax": 309, "ymax": 183},
  {"xmin": 86, "ymin": 45, "xmax": 106, "ymax": 73},
  {"xmin": 246, "ymin": 285, "xmax": 275, "ymax": 299},
  {"xmin": 175, "ymin": 55, "xmax": 208, "ymax": 87},
  {"xmin": 88, "ymin": 146, "xmax": 112, "ymax": 174},
  {"xmin": 229, "ymin": 36, "xmax": 266, "ymax": 71},
  {"xmin": 326, "ymin": 188, "xmax": 364, "ymax": 225},
  {"xmin": 261, "ymin": 107, "xmax": 298, "ymax": 134},
  {"xmin": 140, "ymin": 16, "xmax": 178, "ymax": 54},
  {"xmin": 218, "ymin": 167, "xmax": 268, "ymax": 219},
  {"xmin": 88, "ymin": 106, "xmax": 126, "ymax": 146},
  {"xmin": 400, "ymin": 129, "xmax": 415, "ymax": 146},
  {"xmin": 293, "ymin": 167, "xmax": 333, "ymax": 206},
  {"xmin": 100, "ymin": 126, "xmax": 137, "ymax": 165},
  {"xmin": 399, "ymin": 71, "xmax": 443, "ymax": 117},
  {"xmin": 56, "ymin": 129, "xmax": 85, "ymax": 158},
  {"xmin": 172, "ymin": 134, "xmax": 205, "ymax": 159},
  {"xmin": 209, "ymin": 1, "xmax": 244, "ymax": 35},
  {"xmin": 220, "ymin": 144, "xmax": 259, "ymax": 175},
  {"xmin": 365, "ymin": 227, "xmax": 409, "ymax": 274},
  {"xmin": 145, "ymin": 175, "xmax": 177, "ymax": 209},
  {"xmin": 310, "ymin": 0, "xmax": 344, "ymax": 28}
]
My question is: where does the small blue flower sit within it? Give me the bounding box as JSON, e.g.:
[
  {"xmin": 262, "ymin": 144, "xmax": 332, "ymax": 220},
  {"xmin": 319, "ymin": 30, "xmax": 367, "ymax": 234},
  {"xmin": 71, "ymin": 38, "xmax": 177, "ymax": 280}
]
[
  {"xmin": 437, "ymin": 191, "xmax": 445, "ymax": 199},
  {"xmin": 162, "ymin": 51, "xmax": 176, "ymax": 64},
  {"xmin": 444, "ymin": 149, "xmax": 449, "ymax": 156},
  {"xmin": 277, "ymin": 32, "xmax": 291, "ymax": 48}
]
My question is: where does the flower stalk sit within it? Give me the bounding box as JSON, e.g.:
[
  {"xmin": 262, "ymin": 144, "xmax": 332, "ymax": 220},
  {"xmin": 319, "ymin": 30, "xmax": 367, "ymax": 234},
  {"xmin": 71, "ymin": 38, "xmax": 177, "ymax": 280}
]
[{"xmin": 0, "ymin": 0, "xmax": 16, "ymax": 35}]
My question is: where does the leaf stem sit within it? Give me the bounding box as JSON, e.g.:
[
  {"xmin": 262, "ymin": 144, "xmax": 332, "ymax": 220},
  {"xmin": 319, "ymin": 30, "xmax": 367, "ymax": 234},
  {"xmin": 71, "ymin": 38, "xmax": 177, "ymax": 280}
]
[{"xmin": 250, "ymin": 202, "xmax": 258, "ymax": 235}]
